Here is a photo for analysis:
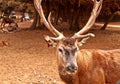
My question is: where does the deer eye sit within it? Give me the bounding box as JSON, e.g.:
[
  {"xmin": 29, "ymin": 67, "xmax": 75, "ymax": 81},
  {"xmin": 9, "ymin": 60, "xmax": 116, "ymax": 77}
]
[{"xmin": 58, "ymin": 48, "xmax": 63, "ymax": 53}]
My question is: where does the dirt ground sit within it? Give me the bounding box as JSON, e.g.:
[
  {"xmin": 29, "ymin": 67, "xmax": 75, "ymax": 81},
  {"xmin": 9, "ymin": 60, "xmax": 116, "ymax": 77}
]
[{"xmin": 0, "ymin": 22, "xmax": 120, "ymax": 84}]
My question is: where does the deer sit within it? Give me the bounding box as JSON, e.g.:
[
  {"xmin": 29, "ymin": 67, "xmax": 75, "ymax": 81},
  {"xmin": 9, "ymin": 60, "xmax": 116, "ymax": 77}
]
[
  {"xmin": 34, "ymin": 0, "xmax": 120, "ymax": 84},
  {"xmin": 0, "ymin": 16, "xmax": 18, "ymax": 33},
  {"xmin": 0, "ymin": 16, "xmax": 15, "ymax": 27}
]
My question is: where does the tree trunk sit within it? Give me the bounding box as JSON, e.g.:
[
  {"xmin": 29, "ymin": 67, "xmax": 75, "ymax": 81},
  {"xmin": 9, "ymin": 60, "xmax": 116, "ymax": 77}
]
[
  {"xmin": 69, "ymin": 9, "xmax": 74, "ymax": 30},
  {"xmin": 72, "ymin": 7, "xmax": 80, "ymax": 30},
  {"xmin": 30, "ymin": 9, "xmax": 38, "ymax": 29},
  {"xmin": 100, "ymin": 11, "xmax": 119, "ymax": 30},
  {"xmin": 54, "ymin": 3, "xmax": 60, "ymax": 25},
  {"xmin": 30, "ymin": 7, "xmax": 45, "ymax": 29}
]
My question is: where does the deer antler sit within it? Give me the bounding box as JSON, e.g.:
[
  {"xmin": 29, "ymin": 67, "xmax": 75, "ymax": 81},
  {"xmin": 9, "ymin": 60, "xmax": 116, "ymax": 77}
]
[
  {"xmin": 34, "ymin": 0, "xmax": 102, "ymax": 41},
  {"xmin": 34, "ymin": 0, "xmax": 65, "ymax": 40},
  {"xmin": 72, "ymin": 0, "xmax": 103, "ymax": 39}
]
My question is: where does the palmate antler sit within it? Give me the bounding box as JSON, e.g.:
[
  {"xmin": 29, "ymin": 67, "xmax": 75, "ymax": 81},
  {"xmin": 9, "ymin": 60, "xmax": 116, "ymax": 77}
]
[{"xmin": 34, "ymin": 0, "xmax": 103, "ymax": 41}]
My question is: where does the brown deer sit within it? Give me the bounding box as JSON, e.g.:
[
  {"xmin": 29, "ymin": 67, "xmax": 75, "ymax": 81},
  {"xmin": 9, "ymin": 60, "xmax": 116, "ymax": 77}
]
[
  {"xmin": 0, "ymin": 16, "xmax": 18, "ymax": 33},
  {"xmin": 34, "ymin": 0, "xmax": 120, "ymax": 84},
  {"xmin": 1, "ymin": 16, "xmax": 15, "ymax": 27}
]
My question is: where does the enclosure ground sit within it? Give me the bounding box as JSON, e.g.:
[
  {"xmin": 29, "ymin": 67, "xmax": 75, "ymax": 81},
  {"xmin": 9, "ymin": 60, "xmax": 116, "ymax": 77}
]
[{"xmin": 0, "ymin": 26, "xmax": 120, "ymax": 84}]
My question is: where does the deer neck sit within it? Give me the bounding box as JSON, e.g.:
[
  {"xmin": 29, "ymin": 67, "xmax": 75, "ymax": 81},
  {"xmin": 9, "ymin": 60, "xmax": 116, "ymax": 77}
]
[{"xmin": 77, "ymin": 49, "xmax": 93, "ymax": 74}]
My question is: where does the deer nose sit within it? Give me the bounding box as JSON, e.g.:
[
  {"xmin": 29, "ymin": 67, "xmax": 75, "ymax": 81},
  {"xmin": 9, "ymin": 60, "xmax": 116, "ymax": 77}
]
[{"xmin": 67, "ymin": 65, "xmax": 78, "ymax": 73}]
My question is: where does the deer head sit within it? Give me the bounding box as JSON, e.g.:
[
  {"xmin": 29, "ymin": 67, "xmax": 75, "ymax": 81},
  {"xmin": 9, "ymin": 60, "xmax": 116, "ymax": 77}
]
[{"xmin": 34, "ymin": 0, "xmax": 102, "ymax": 74}]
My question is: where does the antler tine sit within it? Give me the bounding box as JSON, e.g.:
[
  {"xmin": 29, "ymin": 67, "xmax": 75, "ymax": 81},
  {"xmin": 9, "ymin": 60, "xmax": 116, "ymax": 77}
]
[
  {"xmin": 47, "ymin": 12, "xmax": 65, "ymax": 40},
  {"xmin": 34, "ymin": 0, "xmax": 65, "ymax": 39},
  {"xmin": 72, "ymin": 0, "xmax": 103, "ymax": 38},
  {"xmin": 72, "ymin": 33, "xmax": 95, "ymax": 39}
]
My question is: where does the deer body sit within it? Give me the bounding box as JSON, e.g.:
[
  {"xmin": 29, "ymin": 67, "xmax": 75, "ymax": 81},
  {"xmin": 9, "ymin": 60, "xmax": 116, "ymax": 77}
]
[{"xmin": 58, "ymin": 49, "xmax": 120, "ymax": 84}]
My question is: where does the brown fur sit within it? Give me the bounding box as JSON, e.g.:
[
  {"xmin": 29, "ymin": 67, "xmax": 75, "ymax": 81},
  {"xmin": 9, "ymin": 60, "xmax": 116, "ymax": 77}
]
[{"xmin": 58, "ymin": 49, "xmax": 120, "ymax": 84}]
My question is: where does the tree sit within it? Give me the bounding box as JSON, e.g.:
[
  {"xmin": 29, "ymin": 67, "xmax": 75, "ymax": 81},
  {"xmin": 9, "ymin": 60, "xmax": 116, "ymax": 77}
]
[
  {"xmin": 100, "ymin": 0, "xmax": 120, "ymax": 30},
  {"xmin": 2, "ymin": 0, "xmax": 119, "ymax": 30}
]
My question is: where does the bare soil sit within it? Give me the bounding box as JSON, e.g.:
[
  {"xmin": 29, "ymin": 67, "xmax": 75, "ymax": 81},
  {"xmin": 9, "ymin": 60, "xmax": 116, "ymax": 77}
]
[{"xmin": 0, "ymin": 22, "xmax": 120, "ymax": 84}]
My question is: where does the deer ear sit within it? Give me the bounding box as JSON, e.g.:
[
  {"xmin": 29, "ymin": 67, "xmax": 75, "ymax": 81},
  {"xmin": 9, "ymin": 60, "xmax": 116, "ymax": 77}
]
[
  {"xmin": 78, "ymin": 37, "xmax": 90, "ymax": 46},
  {"xmin": 77, "ymin": 33, "xmax": 95, "ymax": 46},
  {"xmin": 78, "ymin": 36, "xmax": 95, "ymax": 46},
  {"xmin": 44, "ymin": 35, "xmax": 57, "ymax": 47}
]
